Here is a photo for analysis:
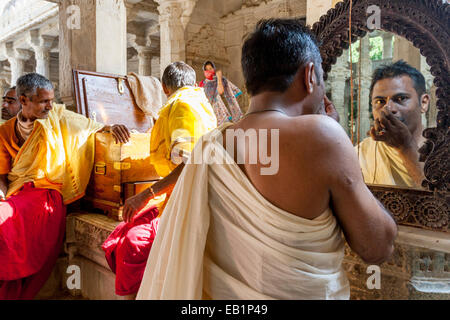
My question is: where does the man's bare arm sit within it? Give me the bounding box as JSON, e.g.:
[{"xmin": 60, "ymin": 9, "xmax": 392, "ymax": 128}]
[
  {"xmin": 122, "ymin": 163, "xmax": 185, "ymax": 223},
  {"xmin": 319, "ymin": 117, "xmax": 398, "ymax": 264},
  {"xmin": 0, "ymin": 174, "xmax": 8, "ymax": 200}
]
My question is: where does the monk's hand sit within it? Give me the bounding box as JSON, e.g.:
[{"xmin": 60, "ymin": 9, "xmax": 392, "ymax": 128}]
[
  {"xmin": 110, "ymin": 124, "xmax": 131, "ymax": 144},
  {"xmin": 122, "ymin": 188, "xmax": 153, "ymax": 223},
  {"xmin": 324, "ymin": 95, "xmax": 340, "ymax": 122},
  {"xmin": 369, "ymin": 109, "xmax": 413, "ymax": 150}
]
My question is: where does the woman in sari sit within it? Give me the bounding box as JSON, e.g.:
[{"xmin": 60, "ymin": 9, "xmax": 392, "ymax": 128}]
[{"xmin": 199, "ymin": 61, "xmax": 243, "ymax": 125}]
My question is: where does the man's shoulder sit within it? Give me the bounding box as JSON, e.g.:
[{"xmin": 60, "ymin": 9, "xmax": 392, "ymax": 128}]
[{"xmin": 285, "ymin": 114, "xmax": 348, "ymax": 143}]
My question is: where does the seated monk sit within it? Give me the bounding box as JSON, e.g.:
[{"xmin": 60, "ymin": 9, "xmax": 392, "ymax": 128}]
[
  {"xmin": 0, "ymin": 73, "xmax": 130, "ymax": 300},
  {"xmin": 102, "ymin": 61, "xmax": 217, "ymax": 299},
  {"xmin": 135, "ymin": 19, "xmax": 397, "ymax": 300},
  {"xmin": 356, "ymin": 61, "xmax": 430, "ymax": 188},
  {"xmin": 1, "ymin": 86, "xmax": 21, "ymax": 124}
]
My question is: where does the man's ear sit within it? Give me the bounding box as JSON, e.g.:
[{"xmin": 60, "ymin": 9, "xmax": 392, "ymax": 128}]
[
  {"xmin": 18, "ymin": 95, "xmax": 28, "ymax": 106},
  {"xmin": 162, "ymin": 83, "xmax": 170, "ymax": 96},
  {"xmin": 420, "ymin": 94, "xmax": 430, "ymax": 113},
  {"xmin": 303, "ymin": 62, "xmax": 315, "ymax": 94}
]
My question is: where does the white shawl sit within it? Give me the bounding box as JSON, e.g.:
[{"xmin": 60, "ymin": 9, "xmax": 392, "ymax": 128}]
[{"xmin": 137, "ymin": 125, "xmax": 350, "ymax": 300}]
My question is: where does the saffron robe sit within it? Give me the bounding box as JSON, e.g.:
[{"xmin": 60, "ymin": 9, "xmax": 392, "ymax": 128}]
[
  {"xmin": 136, "ymin": 124, "xmax": 350, "ymax": 300},
  {"xmin": 0, "ymin": 104, "xmax": 103, "ymax": 299}
]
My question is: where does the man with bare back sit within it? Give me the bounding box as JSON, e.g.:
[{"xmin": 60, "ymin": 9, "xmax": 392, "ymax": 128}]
[{"xmin": 134, "ymin": 18, "xmax": 397, "ymax": 300}]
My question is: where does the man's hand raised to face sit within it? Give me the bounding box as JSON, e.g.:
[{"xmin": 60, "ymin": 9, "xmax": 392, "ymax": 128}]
[{"xmin": 369, "ymin": 109, "xmax": 415, "ymax": 151}]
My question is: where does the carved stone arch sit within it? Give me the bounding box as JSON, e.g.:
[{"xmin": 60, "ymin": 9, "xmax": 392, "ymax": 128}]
[{"xmin": 312, "ymin": 0, "xmax": 449, "ymax": 191}]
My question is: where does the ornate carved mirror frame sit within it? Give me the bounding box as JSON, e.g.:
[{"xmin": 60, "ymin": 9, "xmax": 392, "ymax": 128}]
[{"xmin": 312, "ymin": 0, "xmax": 449, "ymax": 232}]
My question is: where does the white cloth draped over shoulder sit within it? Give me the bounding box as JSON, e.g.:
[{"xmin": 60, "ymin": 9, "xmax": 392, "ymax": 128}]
[{"xmin": 136, "ymin": 124, "xmax": 350, "ymax": 300}]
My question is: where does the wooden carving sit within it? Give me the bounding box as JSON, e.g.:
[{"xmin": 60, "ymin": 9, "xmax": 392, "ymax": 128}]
[{"xmin": 311, "ymin": 0, "xmax": 449, "ymax": 231}]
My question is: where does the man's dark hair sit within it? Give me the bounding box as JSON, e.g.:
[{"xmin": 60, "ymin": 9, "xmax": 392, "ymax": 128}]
[
  {"xmin": 241, "ymin": 18, "xmax": 322, "ymax": 96},
  {"xmin": 16, "ymin": 73, "xmax": 53, "ymax": 99},
  {"xmin": 9, "ymin": 86, "xmax": 16, "ymax": 91},
  {"xmin": 162, "ymin": 61, "xmax": 196, "ymax": 91},
  {"xmin": 370, "ymin": 60, "xmax": 427, "ymax": 100},
  {"xmin": 203, "ymin": 60, "xmax": 216, "ymax": 71}
]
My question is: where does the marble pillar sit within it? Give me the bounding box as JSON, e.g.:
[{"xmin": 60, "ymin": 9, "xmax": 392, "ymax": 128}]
[
  {"xmin": 359, "ymin": 36, "xmax": 372, "ymax": 141},
  {"xmin": 28, "ymin": 30, "xmax": 56, "ymax": 79},
  {"xmin": 57, "ymin": 0, "xmax": 127, "ymax": 107},
  {"xmin": 156, "ymin": 0, "xmax": 197, "ymax": 76},
  {"xmin": 330, "ymin": 50, "xmax": 349, "ymax": 134},
  {"xmin": 393, "ymin": 35, "xmax": 421, "ymax": 69},
  {"xmin": 382, "ymin": 32, "xmax": 393, "ymax": 60},
  {"xmin": 5, "ymin": 42, "xmax": 32, "ymax": 85}
]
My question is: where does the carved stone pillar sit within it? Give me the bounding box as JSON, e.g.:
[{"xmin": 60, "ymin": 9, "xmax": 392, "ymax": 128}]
[
  {"xmin": 156, "ymin": 0, "xmax": 197, "ymax": 76},
  {"xmin": 382, "ymin": 32, "xmax": 393, "ymax": 60},
  {"xmin": 5, "ymin": 42, "xmax": 32, "ymax": 85},
  {"xmin": 28, "ymin": 30, "xmax": 56, "ymax": 78},
  {"xmin": 421, "ymin": 55, "xmax": 436, "ymax": 128},
  {"xmin": 57, "ymin": 0, "xmax": 127, "ymax": 107},
  {"xmin": 128, "ymin": 29, "xmax": 153, "ymax": 76},
  {"xmin": 393, "ymin": 35, "xmax": 421, "ymax": 69},
  {"xmin": 137, "ymin": 48, "xmax": 153, "ymax": 76},
  {"xmin": 330, "ymin": 50, "xmax": 349, "ymax": 134},
  {"xmin": 359, "ymin": 36, "xmax": 372, "ymax": 140}
]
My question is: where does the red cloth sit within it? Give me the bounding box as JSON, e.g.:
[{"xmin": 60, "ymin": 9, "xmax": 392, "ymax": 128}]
[
  {"xmin": 102, "ymin": 206, "xmax": 160, "ymax": 296},
  {"xmin": 0, "ymin": 182, "xmax": 66, "ymax": 300}
]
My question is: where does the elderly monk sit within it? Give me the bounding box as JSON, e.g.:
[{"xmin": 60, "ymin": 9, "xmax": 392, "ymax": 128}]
[
  {"xmin": 0, "ymin": 73, "xmax": 130, "ymax": 300},
  {"xmin": 135, "ymin": 18, "xmax": 398, "ymax": 300},
  {"xmin": 102, "ymin": 61, "xmax": 217, "ymax": 299},
  {"xmin": 1, "ymin": 86, "xmax": 21, "ymax": 124},
  {"xmin": 356, "ymin": 61, "xmax": 430, "ymax": 188}
]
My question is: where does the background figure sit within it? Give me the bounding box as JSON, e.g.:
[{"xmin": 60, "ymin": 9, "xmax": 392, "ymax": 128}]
[
  {"xmin": 1, "ymin": 87, "xmax": 21, "ymax": 123},
  {"xmin": 199, "ymin": 61, "xmax": 243, "ymax": 125}
]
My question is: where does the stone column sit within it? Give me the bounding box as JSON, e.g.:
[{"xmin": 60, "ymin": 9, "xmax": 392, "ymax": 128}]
[
  {"xmin": 28, "ymin": 30, "xmax": 56, "ymax": 78},
  {"xmin": 5, "ymin": 42, "xmax": 32, "ymax": 85},
  {"xmin": 421, "ymin": 55, "xmax": 436, "ymax": 128},
  {"xmin": 359, "ymin": 36, "xmax": 372, "ymax": 140},
  {"xmin": 393, "ymin": 35, "xmax": 421, "ymax": 69},
  {"xmin": 57, "ymin": 0, "xmax": 127, "ymax": 107},
  {"xmin": 382, "ymin": 32, "xmax": 393, "ymax": 60},
  {"xmin": 156, "ymin": 0, "xmax": 197, "ymax": 76},
  {"xmin": 127, "ymin": 29, "xmax": 153, "ymax": 76},
  {"xmin": 330, "ymin": 50, "xmax": 349, "ymax": 134}
]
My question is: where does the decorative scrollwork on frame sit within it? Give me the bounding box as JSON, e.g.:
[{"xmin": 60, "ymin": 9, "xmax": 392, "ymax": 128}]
[
  {"xmin": 379, "ymin": 192, "xmax": 412, "ymax": 223},
  {"xmin": 414, "ymin": 196, "xmax": 449, "ymax": 229}
]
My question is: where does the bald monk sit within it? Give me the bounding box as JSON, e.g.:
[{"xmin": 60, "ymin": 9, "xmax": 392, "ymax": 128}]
[
  {"xmin": 356, "ymin": 60, "xmax": 430, "ymax": 188},
  {"xmin": 0, "ymin": 73, "xmax": 130, "ymax": 299},
  {"xmin": 134, "ymin": 19, "xmax": 398, "ymax": 300}
]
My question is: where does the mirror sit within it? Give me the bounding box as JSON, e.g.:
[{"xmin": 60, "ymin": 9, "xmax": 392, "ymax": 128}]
[
  {"xmin": 325, "ymin": 31, "xmax": 437, "ymax": 190},
  {"xmin": 312, "ymin": 0, "xmax": 449, "ymax": 232}
]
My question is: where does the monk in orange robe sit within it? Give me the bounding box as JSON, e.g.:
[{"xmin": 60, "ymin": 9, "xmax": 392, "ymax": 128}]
[{"xmin": 0, "ymin": 73, "xmax": 130, "ymax": 300}]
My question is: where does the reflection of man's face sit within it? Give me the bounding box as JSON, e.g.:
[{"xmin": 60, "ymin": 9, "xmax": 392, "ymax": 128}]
[
  {"xmin": 2, "ymin": 89, "xmax": 21, "ymax": 120},
  {"xmin": 371, "ymin": 76, "xmax": 429, "ymax": 135},
  {"xmin": 19, "ymin": 88, "xmax": 54, "ymax": 120}
]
